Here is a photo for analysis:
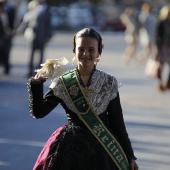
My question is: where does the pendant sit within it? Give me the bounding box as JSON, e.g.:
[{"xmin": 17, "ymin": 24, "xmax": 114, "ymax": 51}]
[{"xmin": 83, "ymin": 87, "xmax": 92, "ymax": 95}]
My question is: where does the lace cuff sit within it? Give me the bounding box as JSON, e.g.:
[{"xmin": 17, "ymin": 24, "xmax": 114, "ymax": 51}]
[{"xmin": 27, "ymin": 78, "xmax": 45, "ymax": 118}]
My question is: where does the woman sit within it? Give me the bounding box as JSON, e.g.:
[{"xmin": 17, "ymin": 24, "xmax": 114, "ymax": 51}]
[
  {"xmin": 27, "ymin": 28, "xmax": 138, "ymax": 170},
  {"xmin": 120, "ymin": 7, "xmax": 140, "ymax": 63},
  {"xmin": 156, "ymin": 5, "xmax": 170, "ymax": 91},
  {"xmin": 138, "ymin": 2, "xmax": 156, "ymax": 60}
]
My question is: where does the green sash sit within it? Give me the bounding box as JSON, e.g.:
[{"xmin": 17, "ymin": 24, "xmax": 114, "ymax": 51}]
[{"xmin": 61, "ymin": 70, "xmax": 130, "ymax": 170}]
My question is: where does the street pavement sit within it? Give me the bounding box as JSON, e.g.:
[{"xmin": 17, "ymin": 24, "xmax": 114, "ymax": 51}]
[{"xmin": 0, "ymin": 31, "xmax": 170, "ymax": 170}]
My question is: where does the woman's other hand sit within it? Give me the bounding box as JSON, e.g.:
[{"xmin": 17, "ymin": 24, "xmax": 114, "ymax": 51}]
[{"xmin": 130, "ymin": 159, "xmax": 139, "ymax": 170}]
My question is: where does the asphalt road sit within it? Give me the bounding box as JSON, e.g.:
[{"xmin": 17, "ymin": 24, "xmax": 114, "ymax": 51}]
[{"xmin": 0, "ymin": 31, "xmax": 170, "ymax": 170}]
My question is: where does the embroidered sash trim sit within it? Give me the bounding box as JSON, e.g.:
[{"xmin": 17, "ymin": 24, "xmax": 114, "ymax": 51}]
[{"xmin": 61, "ymin": 70, "xmax": 129, "ymax": 170}]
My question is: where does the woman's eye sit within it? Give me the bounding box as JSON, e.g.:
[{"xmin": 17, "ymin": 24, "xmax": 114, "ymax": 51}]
[
  {"xmin": 89, "ymin": 49, "xmax": 95, "ymax": 53},
  {"xmin": 78, "ymin": 48, "xmax": 84, "ymax": 52}
]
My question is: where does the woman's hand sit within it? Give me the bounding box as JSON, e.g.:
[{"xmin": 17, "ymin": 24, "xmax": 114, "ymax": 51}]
[
  {"xmin": 130, "ymin": 159, "xmax": 139, "ymax": 170},
  {"xmin": 34, "ymin": 72, "xmax": 47, "ymax": 81}
]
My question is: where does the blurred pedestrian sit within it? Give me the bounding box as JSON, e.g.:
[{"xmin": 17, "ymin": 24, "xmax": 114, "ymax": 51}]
[
  {"xmin": 27, "ymin": 28, "xmax": 138, "ymax": 170},
  {"xmin": 0, "ymin": 0, "xmax": 16, "ymax": 75},
  {"xmin": 138, "ymin": 2, "xmax": 157, "ymax": 61},
  {"xmin": 0, "ymin": 2, "xmax": 6, "ymax": 70},
  {"xmin": 17, "ymin": 0, "xmax": 52, "ymax": 77},
  {"xmin": 155, "ymin": 5, "xmax": 170, "ymax": 91},
  {"xmin": 120, "ymin": 7, "xmax": 140, "ymax": 63}
]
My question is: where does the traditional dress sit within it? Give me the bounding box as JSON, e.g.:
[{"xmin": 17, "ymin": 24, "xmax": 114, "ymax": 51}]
[{"xmin": 27, "ymin": 68, "xmax": 136, "ymax": 170}]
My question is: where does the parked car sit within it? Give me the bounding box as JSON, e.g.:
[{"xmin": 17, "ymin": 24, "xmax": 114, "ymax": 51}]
[
  {"xmin": 99, "ymin": 19, "xmax": 126, "ymax": 31},
  {"xmin": 66, "ymin": 3, "xmax": 94, "ymax": 29},
  {"xmin": 50, "ymin": 6, "xmax": 68, "ymax": 29}
]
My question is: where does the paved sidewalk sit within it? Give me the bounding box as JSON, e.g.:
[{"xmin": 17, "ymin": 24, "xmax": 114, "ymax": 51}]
[{"xmin": 0, "ymin": 32, "xmax": 170, "ymax": 170}]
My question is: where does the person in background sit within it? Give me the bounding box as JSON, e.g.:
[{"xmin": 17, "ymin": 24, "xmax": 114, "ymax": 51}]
[
  {"xmin": 120, "ymin": 7, "xmax": 140, "ymax": 63},
  {"xmin": 17, "ymin": 0, "xmax": 52, "ymax": 77},
  {"xmin": 155, "ymin": 5, "xmax": 170, "ymax": 91},
  {"xmin": 138, "ymin": 2, "xmax": 156, "ymax": 61},
  {"xmin": 0, "ymin": 0, "xmax": 15, "ymax": 75},
  {"xmin": 0, "ymin": 2, "xmax": 6, "ymax": 70},
  {"xmin": 27, "ymin": 28, "xmax": 138, "ymax": 170}
]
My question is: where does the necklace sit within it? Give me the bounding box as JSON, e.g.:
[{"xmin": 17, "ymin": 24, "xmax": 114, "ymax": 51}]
[
  {"xmin": 83, "ymin": 87, "xmax": 93, "ymax": 96},
  {"xmin": 76, "ymin": 66, "xmax": 96, "ymax": 96},
  {"xmin": 81, "ymin": 74, "xmax": 91, "ymax": 77}
]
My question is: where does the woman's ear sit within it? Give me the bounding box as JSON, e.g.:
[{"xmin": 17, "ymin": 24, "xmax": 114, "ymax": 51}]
[{"xmin": 95, "ymin": 55, "xmax": 100, "ymax": 64}]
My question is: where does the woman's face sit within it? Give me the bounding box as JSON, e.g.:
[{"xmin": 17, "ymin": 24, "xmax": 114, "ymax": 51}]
[{"xmin": 74, "ymin": 37, "xmax": 99, "ymax": 69}]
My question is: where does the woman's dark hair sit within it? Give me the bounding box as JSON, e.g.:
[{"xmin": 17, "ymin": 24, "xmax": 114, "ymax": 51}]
[{"xmin": 73, "ymin": 28, "xmax": 104, "ymax": 54}]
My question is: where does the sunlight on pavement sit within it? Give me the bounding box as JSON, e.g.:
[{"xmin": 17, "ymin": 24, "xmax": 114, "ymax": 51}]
[
  {"xmin": 0, "ymin": 161, "xmax": 9, "ymax": 166},
  {"xmin": 0, "ymin": 138, "xmax": 45, "ymax": 147}
]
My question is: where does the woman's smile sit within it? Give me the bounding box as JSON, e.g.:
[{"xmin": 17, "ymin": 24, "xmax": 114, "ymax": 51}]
[
  {"xmin": 75, "ymin": 37, "xmax": 99, "ymax": 68},
  {"xmin": 80, "ymin": 57, "xmax": 91, "ymax": 61}
]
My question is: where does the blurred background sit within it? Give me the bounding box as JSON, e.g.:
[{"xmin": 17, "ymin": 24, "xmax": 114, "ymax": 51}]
[
  {"xmin": 0, "ymin": 0, "xmax": 170, "ymax": 170},
  {"xmin": 13, "ymin": 0, "xmax": 169, "ymax": 32}
]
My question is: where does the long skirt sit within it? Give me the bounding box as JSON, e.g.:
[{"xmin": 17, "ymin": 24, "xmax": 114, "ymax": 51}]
[{"xmin": 33, "ymin": 124, "xmax": 118, "ymax": 170}]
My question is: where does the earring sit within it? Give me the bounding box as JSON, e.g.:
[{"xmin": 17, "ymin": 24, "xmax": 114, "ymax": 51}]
[
  {"xmin": 72, "ymin": 56, "xmax": 76, "ymax": 65},
  {"xmin": 95, "ymin": 57, "xmax": 100, "ymax": 65}
]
